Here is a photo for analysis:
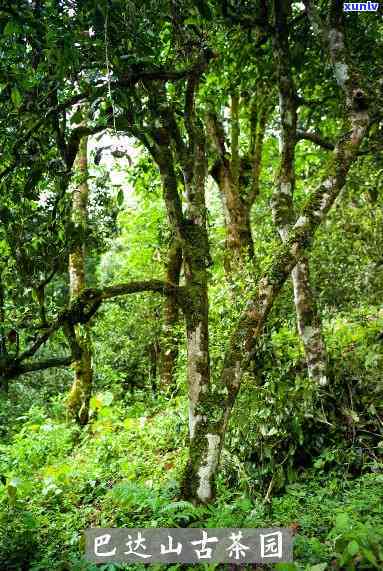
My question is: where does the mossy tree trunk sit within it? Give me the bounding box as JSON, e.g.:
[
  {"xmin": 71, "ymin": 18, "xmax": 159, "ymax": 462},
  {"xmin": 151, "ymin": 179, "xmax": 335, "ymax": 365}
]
[
  {"xmin": 133, "ymin": 77, "xmax": 219, "ymax": 503},
  {"xmin": 159, "ymin": 239, "xmax": 182, "ymax": 390},
  {"xmin": 271, "ymin": 0, "xmax": 328, "ymax": 386},
  {"xmin": 66, "ymin": 135, "xmax": 93, "ymax": 426},
  {"xmin": 180, "ymin": 105, "xmax": 217, "ymax": 503},
  {"xmin": 207, "ymin": 89, "xmax": 270, "ymax": 272}
]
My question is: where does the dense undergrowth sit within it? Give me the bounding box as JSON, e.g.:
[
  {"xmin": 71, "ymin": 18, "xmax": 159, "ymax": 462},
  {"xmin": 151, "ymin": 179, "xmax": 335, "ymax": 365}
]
[{"xmin": 0, "ymin": 307, "xmax": 382, "ymax": 571}]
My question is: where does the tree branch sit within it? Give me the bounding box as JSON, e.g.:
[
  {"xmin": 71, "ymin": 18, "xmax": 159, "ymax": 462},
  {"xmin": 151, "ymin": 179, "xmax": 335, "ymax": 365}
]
[
  {"xmin": 297, "ymin": 130, "xmax": 382, "ymax": 156},
  {"xmin": 247, "ymin": 93, "xmax": 271, "ymax": 207},
  {"xmin": 296, "ymin": 130, "xmax": 335, "ymax": 150},
  {"xmin": 0, "ymin": 62, "xmax": 209, "ymax": 182},
  {"xmin": 17, "ymin": 356, "xmax": 73, "ymax": 375},
  {"xmin": 206, "ymin": 111, "xmax": 228, "ymax": 163},
  {"xmin": 16, "ymin": 280, "xmax": 184, "ymax": 365}
]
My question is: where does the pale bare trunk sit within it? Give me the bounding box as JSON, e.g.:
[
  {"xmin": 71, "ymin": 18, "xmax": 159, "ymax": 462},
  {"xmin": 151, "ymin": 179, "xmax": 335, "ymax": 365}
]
[{"xmin": 292, "ymin": 259, "xmax": 328, "ymax": 385}]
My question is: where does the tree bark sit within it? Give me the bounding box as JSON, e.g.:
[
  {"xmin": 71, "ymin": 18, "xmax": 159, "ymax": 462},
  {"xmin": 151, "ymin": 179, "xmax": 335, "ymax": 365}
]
[
  {"xmin": 180, "ymin": 82, "xmax": 216, "ymax": 502},
  {"xmin": 208, "ymin": 92, "xmax": 269, "ymax": 272},
  {"xmin": 66, "ymin": 135, "xmax": 93, "ymax": 426},
  {"xmin": 271, "ymin": 0, "xmax": 328, "ymax": 386},
  {"xmin": 291, "ymin": 259, "xmax": 328, "ymax": 385},
  {"xmin": 213, "ymin": 162, "xmax": 254, "ymax": 268},
  {"xmin": 159, "ymin": 239, "xmax": 182, "ymax": 390}
]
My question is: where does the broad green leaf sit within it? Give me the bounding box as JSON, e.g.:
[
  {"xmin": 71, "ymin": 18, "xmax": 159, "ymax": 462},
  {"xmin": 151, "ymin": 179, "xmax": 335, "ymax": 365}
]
[
  {"xmin": 117, "ymin": 189, "xmax": 124, "ymax": 206},
  {"xmin": 335, "ymin": 513, "xmax": 350, "ymax": 531},
  {"xmin": 11, "ymin": 87, "xmax": 22, "ymax": 107},
  {"xmin": 4, "ymin": 21, "xmax": 20, "ymax": 36},
  {"xmin": 347, "ymin": 540, "xmax": 360, "ymax": 557}
]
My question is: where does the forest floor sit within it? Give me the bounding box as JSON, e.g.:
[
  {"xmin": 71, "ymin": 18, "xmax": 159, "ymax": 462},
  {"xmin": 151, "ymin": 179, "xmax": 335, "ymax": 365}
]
[{"xmin": 0, "ymin": 388, "xmax": 382, "ymax": 570}]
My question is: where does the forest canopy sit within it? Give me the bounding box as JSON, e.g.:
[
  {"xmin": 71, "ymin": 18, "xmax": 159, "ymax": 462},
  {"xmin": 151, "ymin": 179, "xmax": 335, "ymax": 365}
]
[{"xmin": 0, "ymin": 1, "xmax": 382, "ymax": 570}]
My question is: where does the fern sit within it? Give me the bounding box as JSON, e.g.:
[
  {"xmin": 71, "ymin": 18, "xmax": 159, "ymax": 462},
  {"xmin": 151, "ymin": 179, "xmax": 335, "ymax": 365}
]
[{"xmin": 160, "ymin": 500, "xmax": 196, "ymax": 513}]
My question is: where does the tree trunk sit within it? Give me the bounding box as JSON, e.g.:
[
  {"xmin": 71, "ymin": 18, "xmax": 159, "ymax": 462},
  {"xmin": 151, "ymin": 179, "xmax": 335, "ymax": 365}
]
[
  {"xmin": 208, "ymin": 92, "xmax": 269, "ymax": 272},
  {"xmin": 272, "ymin": 0, "xmax": 328, "ymax": 386},
  {"xmin": 215, "ymin": 164, "xmax": 254, "ymax": 271},
  {"xmin": 180, "ymin": 118, "xmax": 216, "ymax": 503},
  {"xmin": 181, "ymin": 253, "xmax": 215, "ymax": 503},
  {"xmin": 66, "ymin": 135, "xmax": 93, "ymax": 426},
  {"xmin": 142, "ymin": 90, "xmax": 219, "ymax": 502},
  {"xmin": 159, "ymin": 240, "xmax": 182, "ymax": 390},
  {"xmin": 291, "ymin": 259, "xmax": 328, "ymax": 385}
]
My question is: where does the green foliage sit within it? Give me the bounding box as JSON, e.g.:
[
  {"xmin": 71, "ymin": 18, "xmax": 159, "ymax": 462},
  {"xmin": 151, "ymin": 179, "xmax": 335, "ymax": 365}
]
[
  {"xmin": 329, "ymin": 511, "xmax": 383, "ymax": 569},
  {"xmin": 312, "ymin": 181, "xmax": 383, "ymax": 311},
  {"xmin": 0, "ymin": 396, "xmax": 186, "ymax": 569},
  {"xmin": 0, "ymin": 2, "xmax": 382, "ymax": 570},
  {"xmin": 226, "ymin": 307, "xmax": 383, "ymax": 493},
  {"xmin": 0, "ymin": 392, "xmax": 381, "ymax": 569}
]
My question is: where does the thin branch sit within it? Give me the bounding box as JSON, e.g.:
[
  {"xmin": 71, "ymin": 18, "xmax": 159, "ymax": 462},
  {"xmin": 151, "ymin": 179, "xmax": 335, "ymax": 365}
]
[
  {"xmin": 297, "ymin": 130, "xmax": 381, "ymax": 156},
  {"xmin": 247, "ymin": 94, "xmax": 271, "ymax": 207},
  {"xmin": 38, "ymin": 265, "xmax": 58, "ymax": 291},
  {"xmin": 161, "ymin": 106, "xmax": 189, "ymax": 167},
  {"xmin": 100, "ymin": 280, "xmax": 181, "ymax": 300},
  {"xmin": 296, "ymin": 130, "xmax": 335, "ymax": 150}
]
